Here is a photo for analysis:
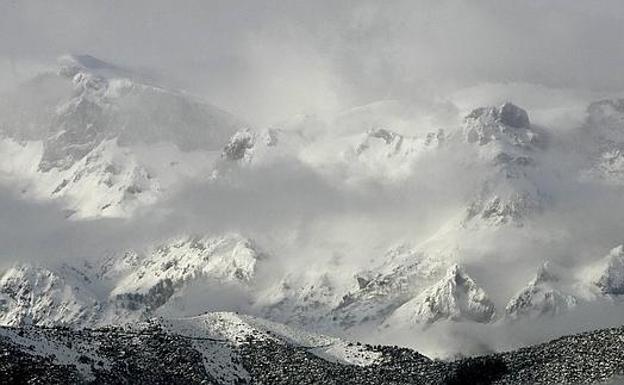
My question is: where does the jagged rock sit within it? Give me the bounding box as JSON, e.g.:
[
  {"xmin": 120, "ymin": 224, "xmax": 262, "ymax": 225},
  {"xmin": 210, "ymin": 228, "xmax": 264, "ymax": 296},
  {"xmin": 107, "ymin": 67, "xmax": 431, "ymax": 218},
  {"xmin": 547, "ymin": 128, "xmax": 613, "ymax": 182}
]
[
  {"xmin": 464, "ymin": 192, "xmax": 541, "ymax": 226},
  {"xmin": 499, "ymin": 102, "xmax": 531, "ymax": 128},
  {"xmin": 0, "ymin": 54, "xmax": 244, "ymax": 218},
  {"xmin": 594, "ymin": 245, "xmax": 624, "ymax": 295},
  {"xmin": 0, "ymin": 234, "xmax": 265, "ymax": 328},
  {"xmin": 463, "ymin": 102, "xmax": 535, "ymax": 146},
  {"xmin": 506, "ymin": 262, "xmax": 577, "ymax": 320},
  {"xmin": 388, "ymin": 264, "xmax": 496, "ymax": 325},
  {"xmin": 586, "ymin": 99, "xmax": 624, "ymax": 132},
  {"xmin": 222, "ymin": 129, "xmax": 255, "ymax": 161},
  {"xmin": 0, "ymin": 263, "xmax": 101, "ymax": 327}
]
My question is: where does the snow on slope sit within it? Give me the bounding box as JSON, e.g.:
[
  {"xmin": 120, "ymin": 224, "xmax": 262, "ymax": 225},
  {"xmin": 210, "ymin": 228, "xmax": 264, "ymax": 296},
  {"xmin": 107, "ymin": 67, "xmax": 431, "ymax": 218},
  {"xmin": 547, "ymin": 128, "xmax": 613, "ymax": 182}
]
[
  {"xmin": 0, "ymin": 54, "xmax": 245, "ymax": 218},
  {"xmin": 505, "ymin": 262, "xmax": 578, "ymax": 320},
  {"xmin": 0, "ymin": 310, "xmax": 382, "ymax": 385},
  {"xmin": 458, "ymin": 102, "xmax": 546, "ymax": 228},
  {"xmin": 0, "ymin": 262, "xmax": 101, "ymax": 327},
  {"xmin": 0, "ymin": 233, "xmax": 265, "ymax": 328},
  {"xmin": 8, "ymin": 57, "xmax": 624, "ymax": 353},
  {"xmin": 593, "ymin": 245, "xmax": 624, "ymax": 295},
  {"xmin": 110, "ymin": 234, "xmax": 264, "ymax": 310},
  {"xmin": 326, "ymin": 246, "xmax": 449, "ymax": 329},
  {"xmin": 0, "ymin": 326, "xmax": 109, "ymax": 380},
  {"xmin": 147, "ymin": 311, "xmax": 381, "ymax": 366},
  {"xmin": 387, "ymin": 264, "xmax": 495, "ymax": 326},
  {"xmin": 505, "ymin": 246, "xmax": 624, "ymax": 321},
  {"xmin": 580, "ymin": 99, "xmax": 624, "ymax": 185}
]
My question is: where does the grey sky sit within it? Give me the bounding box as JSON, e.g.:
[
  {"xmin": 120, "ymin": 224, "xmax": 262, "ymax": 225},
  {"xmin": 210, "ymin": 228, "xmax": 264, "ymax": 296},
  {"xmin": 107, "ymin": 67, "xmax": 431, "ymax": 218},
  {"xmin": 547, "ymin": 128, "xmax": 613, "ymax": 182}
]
[{"xmin": 2, "ymin": 0, "xmax": 624, "ymax": 125}]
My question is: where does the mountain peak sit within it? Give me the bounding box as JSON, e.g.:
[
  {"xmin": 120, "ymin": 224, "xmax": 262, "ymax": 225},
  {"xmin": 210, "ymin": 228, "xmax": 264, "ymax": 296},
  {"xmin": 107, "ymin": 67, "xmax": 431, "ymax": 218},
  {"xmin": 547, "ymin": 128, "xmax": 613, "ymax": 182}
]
[
  {"xmin": 594, "ymin": 245, "xmax": 624, "ymax": 295},
  {"xmin": 387, "ymin": 264, "xmax": 496, "ymax": 326},
  {"xmin": 463, "ymin": 102, "xmax": 536, "ymax": 147},
  {"xmin": 505, "ymin": 262, "xmax": 577, "ymax": 320},
  {"xmin": 465, "ymin": 102, "xmax": 530, "ymax": 129},
  {"xmin": 499, "ymin": 102, "xmax": 531, "ymax": 128},
  {"xmin": 58, "ymin": 54, "xmax": 129, "ymax": 79}
]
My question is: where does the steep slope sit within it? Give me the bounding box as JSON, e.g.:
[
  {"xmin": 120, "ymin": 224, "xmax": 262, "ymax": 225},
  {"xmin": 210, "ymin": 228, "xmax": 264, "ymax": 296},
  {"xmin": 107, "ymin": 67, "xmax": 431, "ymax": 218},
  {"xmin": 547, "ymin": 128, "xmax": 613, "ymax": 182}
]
[
  {"xmin": 0, "ymin": 234, "xmax": 265, "ymax": 328},
  {"xmin": 0, "ymin": 262, "xmax": 101, "ymax": 327},
  {"xmin": 458, "ymin": 102, "xmax": 546, "ymax": 227},
  {"xmin": 259, "ymin": 103, "xmax": 546, "ymax": 332},
  {"xmin": 505, "ymin": 262, "xmax": 578, "ymax": 320},
  {"xmin": 593, "ymin": 245, "xmax": 624, "ymax": 295},
  {"xmin": 109, "ymin": 234, "xmax": 264, "ymax": 314},
  {"xmin": 580, "ymin": 99, "xmax": 624, "ymax": 185},
  {"xmin": 326, "ymin": 246, "xmax": 449, "ymax": 329},
  {"xmin": 0, "ymin": 54, "xmax": 245, "ymax": 218},
  {"xmin": 386, "ymin": 264, "xmax": 495, "ymax": 326}
]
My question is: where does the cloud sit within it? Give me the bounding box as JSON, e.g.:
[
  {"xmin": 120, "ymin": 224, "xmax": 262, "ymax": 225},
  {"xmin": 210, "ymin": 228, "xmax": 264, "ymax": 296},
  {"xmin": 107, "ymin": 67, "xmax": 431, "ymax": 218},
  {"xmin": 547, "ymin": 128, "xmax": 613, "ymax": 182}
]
[
  {"xmin": 2, "ymin": 1, "xmax": 624, "ymax": 125},
  {"xmin": 3, "ymin": 0, "xmax": 624, "ymax": 361}
]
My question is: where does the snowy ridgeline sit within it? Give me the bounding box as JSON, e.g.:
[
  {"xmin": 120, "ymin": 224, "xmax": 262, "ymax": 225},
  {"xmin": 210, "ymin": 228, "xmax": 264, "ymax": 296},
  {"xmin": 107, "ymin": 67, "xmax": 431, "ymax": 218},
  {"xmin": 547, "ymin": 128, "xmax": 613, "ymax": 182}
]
[
  {"xmin": 2, "ymin": 230, "xmax": 624, "ymax": 341},
  {"xmin": 4, "ymin": 55, "xmax": 624, "ymax": 352}
]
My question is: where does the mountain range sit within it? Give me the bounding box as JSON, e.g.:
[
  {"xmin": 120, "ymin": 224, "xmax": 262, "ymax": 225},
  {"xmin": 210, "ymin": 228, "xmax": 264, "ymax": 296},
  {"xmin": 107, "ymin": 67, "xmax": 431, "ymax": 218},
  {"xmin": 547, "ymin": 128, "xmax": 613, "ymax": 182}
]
[{"xmin": 2, "ymin": 55, "xmax": 624, "ymax": 360}]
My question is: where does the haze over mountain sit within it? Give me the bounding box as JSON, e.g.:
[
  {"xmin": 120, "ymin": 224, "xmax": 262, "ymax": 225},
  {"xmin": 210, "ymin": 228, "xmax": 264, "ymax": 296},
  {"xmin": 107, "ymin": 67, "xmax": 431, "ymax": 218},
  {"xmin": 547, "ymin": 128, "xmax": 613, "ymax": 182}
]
[{"xmin": 2, "ymin": 1, "xmax": 624, "ymax": 376}]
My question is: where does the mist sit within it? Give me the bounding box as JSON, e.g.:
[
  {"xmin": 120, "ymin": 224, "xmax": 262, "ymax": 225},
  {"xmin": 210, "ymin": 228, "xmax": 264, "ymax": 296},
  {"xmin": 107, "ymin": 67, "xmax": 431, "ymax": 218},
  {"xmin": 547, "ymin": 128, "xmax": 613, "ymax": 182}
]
[
  {"xmin": 3, "ymin": 0, "xmax": 624, "ymax": 125},
  {"xmin": 2, "ymin": 0, "xmax": 624, "ymax": 364}
]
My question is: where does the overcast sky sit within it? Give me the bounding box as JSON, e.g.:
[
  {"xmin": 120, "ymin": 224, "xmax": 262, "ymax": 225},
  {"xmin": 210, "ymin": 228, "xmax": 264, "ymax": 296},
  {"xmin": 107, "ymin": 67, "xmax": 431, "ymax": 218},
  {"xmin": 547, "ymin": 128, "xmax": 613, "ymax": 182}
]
[
  {"xmin": 3, "ymin": 1, "xmax": 624, "ymax": 358},
  {"xmin": 2, "ymin": 0, "xmax": 624, "ymax": 125}
]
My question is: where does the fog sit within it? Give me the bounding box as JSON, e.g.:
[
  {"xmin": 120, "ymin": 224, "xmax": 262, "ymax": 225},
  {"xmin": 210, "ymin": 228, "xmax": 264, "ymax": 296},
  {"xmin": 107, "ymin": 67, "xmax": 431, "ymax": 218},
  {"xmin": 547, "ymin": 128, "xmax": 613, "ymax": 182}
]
[
  {"xmin": 2, "ymin": 0, "xmax": 624, "ymax": 359},
  {"xmin": 3, "ymin": 0, "xmax": 624, "ymax": 125}
]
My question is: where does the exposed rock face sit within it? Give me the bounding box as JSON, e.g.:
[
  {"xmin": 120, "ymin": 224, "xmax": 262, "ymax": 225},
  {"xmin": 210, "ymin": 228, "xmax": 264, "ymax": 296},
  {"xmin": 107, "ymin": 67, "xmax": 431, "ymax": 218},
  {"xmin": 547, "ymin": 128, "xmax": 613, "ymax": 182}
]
[
  {"xmin": 595, "ymin": 245, "xmax": 624, "ymax": 295},
  {"xmin": 506, "ymin": 262, "xmax": 577, "ymax": 320},
  {"xmin": 0, "ymin": 263, "xmax": 101, "ymax": 327},
  {"xmin": 586, "ymin": 99, "xmax": 624, "ymax": 133},
  {"xmin": 499, "ymin": 102, "xmax": 531, "ymax": 128},
  {"xmin": 459, "ymin": 103, "xmax": 546, "ymax": 227},
  {"xmin": 581, "ymin": 99, "xmax": 624, "ymax": 185},
  {"xmin": 327, "ymin": 247, "xmax": 449, "ymax": 329},
  {"xmin": 464, "ymin": 192, "xmax": 541, "ymax": 226},
  {"xmin": 0, "ymin": 54, "xmax": 244, "ymax": 218},
  {"xmin": 463, "ymin": 102, "xmax": 535, "ymax": 146},
  {"xmin": 39, "ymin": 55, "xmax": 243, "ymax": 172},
  {"xmin": 388, "ymin": 264, "xmax": 496, "ymax": 325},
  {"xmin": 222, "ymin": 129, "xmax": 255, "ymax": 161},
  {"xmin": 0, "ymin": 234, "xmax": 265, "ymax": 328}
]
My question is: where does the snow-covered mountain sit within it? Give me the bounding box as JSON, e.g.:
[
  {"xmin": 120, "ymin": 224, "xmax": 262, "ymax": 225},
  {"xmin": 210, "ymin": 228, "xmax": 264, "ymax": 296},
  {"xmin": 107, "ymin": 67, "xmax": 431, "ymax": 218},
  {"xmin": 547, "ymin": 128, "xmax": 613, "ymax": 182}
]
[
  {"xmin": 0, "ymin": 54, "xmax": 245, "ymax": 218},
  {"xmin": 386, "ymin": 264, "xmax": 495, "ymax": 326},
  {"xmin": 580, "ymin": 99, "xmax": 624, "ymax": 185},
  {"xmin": 593, "ymin": 245, "xmax": 624, "ymax": 295},
  {"xmin": 5, "ymin": 54, "xmax": 624, "ymax": 356},
  {"xmin": 505, "ymin": 262, "xmax": 578, "ymax": 320},
  {"xmin": 0, "ymin": 233, "xmax": 265, "ymax": 327}
]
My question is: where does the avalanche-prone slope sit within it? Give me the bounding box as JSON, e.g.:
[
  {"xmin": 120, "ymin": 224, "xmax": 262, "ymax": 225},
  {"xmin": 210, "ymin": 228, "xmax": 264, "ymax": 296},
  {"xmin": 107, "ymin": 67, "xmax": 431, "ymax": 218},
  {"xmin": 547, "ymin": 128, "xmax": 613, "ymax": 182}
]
[
  {"xmin": 0, "ymin": 234, "xmax": 266, "ymax": 328},
  {"xmin": 386, "ymin": 264, "xmax": 496, "ymax": 326},
  {"xmin": 253, "ymin": 103, "xmax": 553, "ymax": 333},
  {"xmin": 505, "ymin": 262, "xmax": 578, "ymax": 320},
  {"xmin": 8, "ymin": 68, "xmax": 624, "ymax": 358},
  {"xmin": 3, "ymin": 312, "xmax": 624, "ymax": 385},
  {"xmin": 0, "ymin": 54, "xmax": 246, "ymax": 218},
  {"xmin": 214, "ymin": 101, "xmax": 624, "ymax": 337}
]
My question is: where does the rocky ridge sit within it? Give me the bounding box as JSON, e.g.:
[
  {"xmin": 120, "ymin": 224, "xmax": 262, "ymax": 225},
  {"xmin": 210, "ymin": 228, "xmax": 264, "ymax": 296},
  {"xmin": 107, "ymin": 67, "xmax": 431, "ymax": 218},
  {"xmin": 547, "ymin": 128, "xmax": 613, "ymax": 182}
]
[{"xmin": 2, "ymin": 312, "xmax": 624, "ymax": 384}]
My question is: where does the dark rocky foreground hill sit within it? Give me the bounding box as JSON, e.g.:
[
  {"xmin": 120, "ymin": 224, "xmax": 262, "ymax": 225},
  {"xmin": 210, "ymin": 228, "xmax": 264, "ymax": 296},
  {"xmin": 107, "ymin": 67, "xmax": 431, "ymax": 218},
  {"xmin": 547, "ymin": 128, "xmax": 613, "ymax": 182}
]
[{"xmin": 1, "ymin": 322, "xmax": 624, "ymax": 385}]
